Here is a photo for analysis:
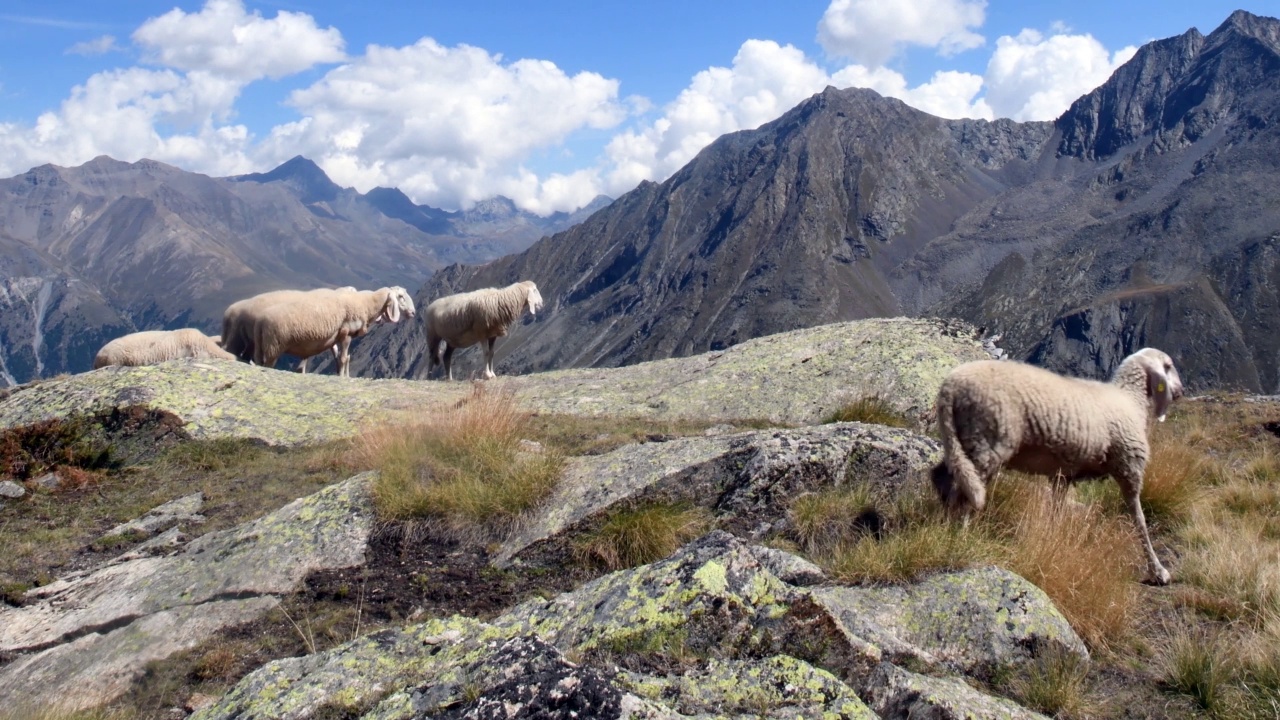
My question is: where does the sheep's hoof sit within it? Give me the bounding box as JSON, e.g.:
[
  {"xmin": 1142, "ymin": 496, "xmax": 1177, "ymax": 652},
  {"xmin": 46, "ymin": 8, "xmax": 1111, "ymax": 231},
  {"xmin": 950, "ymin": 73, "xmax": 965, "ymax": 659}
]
[{"xmin": 1144, "ymin": 567, "xmax": 1173, "ymax": 586}]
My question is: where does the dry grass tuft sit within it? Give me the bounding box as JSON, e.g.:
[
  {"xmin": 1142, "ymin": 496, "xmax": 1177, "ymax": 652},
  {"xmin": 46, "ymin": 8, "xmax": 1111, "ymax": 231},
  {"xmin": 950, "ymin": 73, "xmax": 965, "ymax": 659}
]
[
  {"xmin": 355, "ymin": 385, "xmax": 563, "ymax": 539},
  {"xmin": 1142, "ymin": 435, "xmax": 1213, "ymax": 525},
  {"xmin": 789, "ymin": 485, "xmax": 880, "ymax": 555},
  {"xmin": 1002, "ymin": 647, "xmax": 1099, "ymax": 719},
  {"xmin": 986, "ymin": 479, "xmax": 1143, "ymax": 651},
  {"xmin": 574, "ymin": 503, "xmax": 712, "ymax": 571},
  {"xmin": 822, "ymin": 395, "xmax": 912, "ymax": 428},
  {"xmin": 1161, "ymin": 622, "xmax": 1238, "ymax": 716}
]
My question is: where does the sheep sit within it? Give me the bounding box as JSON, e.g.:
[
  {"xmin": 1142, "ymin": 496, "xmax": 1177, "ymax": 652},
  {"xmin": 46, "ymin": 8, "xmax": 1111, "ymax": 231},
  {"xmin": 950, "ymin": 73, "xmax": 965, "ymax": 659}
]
[
  {"xmin": 252, "ymin": 286, "xmax": 415, "ymax": 377},
  {"xmin": 221, "ymin": 287, "xmax": 358, "ymax": 367},
  {"xmin": 423, "ymin": 280, "xmax": 543, "ymax": 380},
  {"xmin": 93, "ymin": 328, "xmax": 235, "ymax": 369},
  {"xmin": 930, "ymin": 348, "xmax": 1184, "ymax": 585}
]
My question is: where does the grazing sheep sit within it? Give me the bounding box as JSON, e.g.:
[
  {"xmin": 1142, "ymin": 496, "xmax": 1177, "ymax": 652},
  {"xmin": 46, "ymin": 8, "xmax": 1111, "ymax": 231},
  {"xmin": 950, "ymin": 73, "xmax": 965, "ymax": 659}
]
[
  {"xmin": 424, "ymin": 280, "xmax": 543, "ymax": 380},
  {"xmin": 930, "ymin": 348, "xmax": 1184, "ymax": 585},
  {"xmin": 253, "ymin": 286, "xmax": 415, "ymax": 377},
  {"xmin": 93, "ymin": 328, "xmax": 235, "ymax": 369}
]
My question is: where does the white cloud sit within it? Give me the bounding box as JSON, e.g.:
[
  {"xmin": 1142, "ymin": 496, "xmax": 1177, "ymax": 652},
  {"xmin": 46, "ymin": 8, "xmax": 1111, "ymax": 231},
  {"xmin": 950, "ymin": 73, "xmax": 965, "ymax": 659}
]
[
  {"xmin": 66, "ymin": 35, "xmax": 120, "ymax": 56},
  {"xmin": 818, "ymin": 0, "xmax": 987, "ymax": 66},
  {"xmin": 831, "ymin": 65, "xmax": 991, "ymax": 119},
  {"xmin": 603, "ymin": 40, "xmax": 829, "ymax": 194},
  {"xmin": 132, "ymin": 0, "xmax": 345, "ymax": 81},
  {"xmin": 984, "ymin": 29, "xmax": 1139, "ymax": 121},
  {"xmin": 264, "ymin": 38, "xmax": 628, "ymax": 214}
]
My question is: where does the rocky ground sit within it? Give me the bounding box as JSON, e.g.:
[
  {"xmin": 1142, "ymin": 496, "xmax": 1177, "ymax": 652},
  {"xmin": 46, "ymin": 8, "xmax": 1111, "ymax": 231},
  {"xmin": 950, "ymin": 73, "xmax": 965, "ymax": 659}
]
[{"xmin": 0, "ymin": 317, "xmax": 1264, "ymax": 719}]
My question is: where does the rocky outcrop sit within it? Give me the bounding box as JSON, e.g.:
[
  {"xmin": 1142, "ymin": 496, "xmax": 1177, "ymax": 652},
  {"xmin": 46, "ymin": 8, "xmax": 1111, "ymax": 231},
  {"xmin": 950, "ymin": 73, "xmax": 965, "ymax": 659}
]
[
  {"xmin": 497, "ymin": 422, "xmax": 940, "ymax": 566},
  {"xmin": 0, "ymin": 317, "xmax": 992, "ymax": 445},
  {"xmin": 0, "ymin": 475, "xmax": 374, "ymax": 712},
  {"xmin": 194, "ymin": 532, "xmax": 1069, "ymax": 720}
]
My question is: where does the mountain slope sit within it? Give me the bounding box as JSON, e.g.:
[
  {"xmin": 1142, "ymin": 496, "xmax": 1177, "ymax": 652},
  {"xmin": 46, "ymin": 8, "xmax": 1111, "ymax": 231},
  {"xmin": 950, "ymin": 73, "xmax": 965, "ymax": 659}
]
[
  {"xmin": 353, "ymin": 10, "xmax": 1280, "ymax": 393},
  {"xmin": 0, "ymin": 156, "xmax": 608, "ymax": 383}
]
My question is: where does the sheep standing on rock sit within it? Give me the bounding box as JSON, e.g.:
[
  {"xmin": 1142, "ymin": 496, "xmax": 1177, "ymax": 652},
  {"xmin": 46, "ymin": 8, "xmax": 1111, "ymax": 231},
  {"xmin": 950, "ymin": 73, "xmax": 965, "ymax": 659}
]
[
  {"xmin": 252, "ymin": 287, "xmax": 415, "ymax": 377},
  {"xmin": 93, "ymin": 328, "xmax": 235, "ymax": 369},
  {"xmin": 931, "ymin": 348, "xmax": 1184, "ymax": 585},
  {"xmin": 423, "ymin": 280, "xmax": 543, "ymax": 380}
]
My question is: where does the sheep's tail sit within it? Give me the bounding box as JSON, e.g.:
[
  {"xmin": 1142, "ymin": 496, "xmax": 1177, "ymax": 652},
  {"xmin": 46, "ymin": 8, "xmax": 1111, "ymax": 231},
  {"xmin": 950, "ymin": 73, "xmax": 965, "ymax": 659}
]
[{"xmin": 934, "ymin": 383, "xmax": 987, "ymax": 514}]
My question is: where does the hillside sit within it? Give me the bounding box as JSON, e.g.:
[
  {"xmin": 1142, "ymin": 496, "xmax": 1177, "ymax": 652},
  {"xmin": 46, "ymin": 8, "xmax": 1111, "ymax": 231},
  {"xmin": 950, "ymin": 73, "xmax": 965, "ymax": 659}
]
[
  {"xmin": 1, "ymin": 319, "xmax": 1277, "ymax": 718},
  {"xmin": 351, "ymin": 10, "xmax": 1280, "ymax": 394},
  {"xmin": 0, "ymin": 156, "xmax": 607, "ymax": 384}
]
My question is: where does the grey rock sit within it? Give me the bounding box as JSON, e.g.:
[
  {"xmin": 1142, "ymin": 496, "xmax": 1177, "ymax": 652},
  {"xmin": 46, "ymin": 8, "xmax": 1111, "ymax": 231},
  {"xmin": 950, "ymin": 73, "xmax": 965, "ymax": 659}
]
[
  {"xmin": 101, "ymin": 491, "xmax": 206, "ymax": 540},
  {"xmin": 863, "ymin": 662, "xmax": 1049, "ymax": 720},
  {"xmin": 811, "ymin": 567, "xmax": 1088, "ymax": 677},
  {"xmin": 0, "ymin": 480, "xmax": 24, "ymax": 498},
  {"xmin": 495, "ymin": 423, "xmax": 939, "ymax": 566},
  {"xmin": 748, "ymin": 544, "xmax": 828, "ymax": 586},
  {"xmin": 0, "ymin": 474, "xmax": 374, "ymax": 710},
  {"xmin": 32, "ymin": 472, "xmax": 62, "ymax": 491}
]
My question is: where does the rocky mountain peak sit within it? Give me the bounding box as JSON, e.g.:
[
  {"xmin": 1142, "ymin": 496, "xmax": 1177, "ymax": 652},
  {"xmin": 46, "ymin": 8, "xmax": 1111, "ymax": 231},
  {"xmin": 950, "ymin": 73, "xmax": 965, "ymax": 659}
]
[
  {"xmin": 463, "ymin": 196, "xmax": 520, "ymax": 223},
  {"xmin": 232, "ymin": 155, "xmax": 344, "ymax": 204}
]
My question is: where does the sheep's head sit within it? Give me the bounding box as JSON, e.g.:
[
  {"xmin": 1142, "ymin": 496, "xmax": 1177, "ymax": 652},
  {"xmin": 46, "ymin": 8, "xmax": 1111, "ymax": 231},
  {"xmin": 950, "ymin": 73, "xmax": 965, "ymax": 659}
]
[
  {"xmin": 525, "ymin": 282, "xmax": 544, "ymax": 316},
  {"xmin": 1117, "ymin": 348, "xmax": 1184, "ymax": 422},
  {"xmin": 377, "ymin": 286, "xmax": 416, "ymax": 324}
]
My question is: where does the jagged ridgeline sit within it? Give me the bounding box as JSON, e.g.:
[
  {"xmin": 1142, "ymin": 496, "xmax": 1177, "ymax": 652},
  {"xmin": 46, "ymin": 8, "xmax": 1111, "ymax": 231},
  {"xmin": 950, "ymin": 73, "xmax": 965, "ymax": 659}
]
[{"xmin": 351, "ymin": 10, "xmax": 1280, "ymax": 394}]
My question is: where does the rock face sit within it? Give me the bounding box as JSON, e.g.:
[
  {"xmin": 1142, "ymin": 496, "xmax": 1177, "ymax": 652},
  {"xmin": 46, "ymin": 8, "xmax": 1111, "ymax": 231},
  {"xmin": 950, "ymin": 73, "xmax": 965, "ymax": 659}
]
[
  {"xmin": 496, "ymin": 422, "xmax": 940, "ymax": 567},
  {"xmin": 0, "ymin": 475, "xmax": 375, "ymax": 712},
  {"xmin": 350, "ymin": 11, "xmax": 1280, "ymax": 394},
  {"xmin": 193, "ymin": 532, "xmax": 1068, "ymax": 720},
  {"xmin": 0, "ymin": 317, "xmax": 992, "ymax": 445}
]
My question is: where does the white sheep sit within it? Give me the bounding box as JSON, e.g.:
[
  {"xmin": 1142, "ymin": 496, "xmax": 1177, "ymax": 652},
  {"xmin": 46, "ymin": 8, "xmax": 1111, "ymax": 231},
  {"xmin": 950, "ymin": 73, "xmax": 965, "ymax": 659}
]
[
  {"xmin": 221, "ymin": 286, "xmax": 358, "ymax": 367},
  {"xmin": 252, "ymin": 286, "xmax": 415, "ymax": 377},
  {"xmin": 931, "ymin": 348, "xmax": 1184, "ymax": 585},
  {"xmin": 93, "ymin": 328, "xmax": 236, "ymax": 369},
  {"xmin": 423, "ymin": 280, "xmax": 543, "ymax": 380}
]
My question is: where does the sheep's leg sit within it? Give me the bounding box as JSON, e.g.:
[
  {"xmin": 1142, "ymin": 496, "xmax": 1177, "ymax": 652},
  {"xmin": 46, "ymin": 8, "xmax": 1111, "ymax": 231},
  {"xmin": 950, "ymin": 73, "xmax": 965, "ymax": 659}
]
[
  {"xmin": 297, "ymin": 357, "xmax": 309, "ymax": 374},
  {"xmin": 1117, "ymin": 473, "xmax": 1172, "ymax": 585},
  {"xmin": 442, "ymin": 344, "xmax": 455, "ymax": 381},
  {"xmin": 483, "ymin": 337, "xmax": 497, "ymax": 379},
  {"xmin": 337, "ymin": 336, "xmax": 353, "ymax": 377}
]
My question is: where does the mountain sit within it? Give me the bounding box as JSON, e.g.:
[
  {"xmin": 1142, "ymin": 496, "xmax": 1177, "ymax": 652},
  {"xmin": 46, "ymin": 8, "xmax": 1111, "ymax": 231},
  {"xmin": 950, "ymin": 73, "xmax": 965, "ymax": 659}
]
[
  {"xmin": 351, "ymin": 10, "xmax": 1280, "ymax": 393},
  {"xmin": 0, "ymin": 156, "xmax": 609, "ymax": 384}
]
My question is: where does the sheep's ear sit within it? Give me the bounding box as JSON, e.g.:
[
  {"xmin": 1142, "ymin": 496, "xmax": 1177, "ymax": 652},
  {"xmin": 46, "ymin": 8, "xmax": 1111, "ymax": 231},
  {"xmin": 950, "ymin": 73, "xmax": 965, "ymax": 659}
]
[
  {"xmin": 1146, "ymin": 361, "xmax": 1174, "ymax": 422},
  {"xmin": 385, "ymin": 298, "xmax": 402, "ymax": 324}
]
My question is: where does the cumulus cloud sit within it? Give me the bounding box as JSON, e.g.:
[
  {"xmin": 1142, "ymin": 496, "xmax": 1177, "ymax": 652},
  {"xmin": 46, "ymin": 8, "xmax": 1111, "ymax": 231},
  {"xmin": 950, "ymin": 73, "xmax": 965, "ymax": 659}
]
[
  {"xmin": 602, "ymin": 40, "xmax": 991, "ymax": 195},
  {"xmin": 66, "ymin": 35, "xmax": 120, "ymax": 56},
  {"xmin": 984, "ymin": 29, "xmax": 1139, "ymax": 120},
  {"xmin": 132, "ymin": 0, "xmax": 345, "ymax": 81},
  {"xmin": 263, "ymin": 38, "xmax": 628, "ymax": 214},
  {"xmin": 818, "ymin": 0, "xmax": 987, "ymax": 66}
]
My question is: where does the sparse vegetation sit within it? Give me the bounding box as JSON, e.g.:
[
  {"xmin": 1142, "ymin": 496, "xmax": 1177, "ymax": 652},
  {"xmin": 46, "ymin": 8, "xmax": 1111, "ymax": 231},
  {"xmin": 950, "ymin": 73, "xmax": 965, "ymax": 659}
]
[
  {"xmin": 574, "ymin": 502, "xmax": 713, "ymax": 570},
  {"xmin": 357, "ymin": 385, "xmax": 564, "ymax": 538},
  {"xmin": 822, "ymin": 395, "xmax": 912, "ymax": 428},
  {"xmin": 1001, "ymin": 647, "xmax": 1099, "ymax": 719}
]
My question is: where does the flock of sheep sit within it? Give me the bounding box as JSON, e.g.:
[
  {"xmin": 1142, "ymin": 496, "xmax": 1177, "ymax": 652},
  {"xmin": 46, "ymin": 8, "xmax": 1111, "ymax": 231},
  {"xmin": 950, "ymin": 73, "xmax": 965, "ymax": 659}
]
[
  {"xmin": 92, "ymin": 280, "xmax": 544, "ymax": 381},
  {"xmin": 94, "ymin": 288, "xmax": 1184, "ymax": 585}
]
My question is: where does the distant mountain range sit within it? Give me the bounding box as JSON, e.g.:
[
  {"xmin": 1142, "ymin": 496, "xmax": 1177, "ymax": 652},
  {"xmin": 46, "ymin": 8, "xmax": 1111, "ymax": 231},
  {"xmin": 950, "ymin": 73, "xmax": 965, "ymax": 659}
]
[
  {"xmin": 350, "ymin": 9, "xmax": 1280, "ymax": 394},
  {"xmin": 0, "ymin": 155, "xmax": 609, "ymax": 383}
]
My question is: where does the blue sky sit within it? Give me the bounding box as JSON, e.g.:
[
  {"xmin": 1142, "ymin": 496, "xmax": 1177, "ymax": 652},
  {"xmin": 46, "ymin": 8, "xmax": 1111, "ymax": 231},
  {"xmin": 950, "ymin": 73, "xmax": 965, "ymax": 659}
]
[{"xmin": 0, "ymin": 1, "xmax": 1260, "ymax": 214}]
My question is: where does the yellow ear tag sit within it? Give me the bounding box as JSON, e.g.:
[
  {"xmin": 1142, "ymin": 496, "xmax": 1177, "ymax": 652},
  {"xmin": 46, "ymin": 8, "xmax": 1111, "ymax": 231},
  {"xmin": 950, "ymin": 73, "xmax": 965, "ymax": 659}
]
[{"xmin": 1157, "ymin": 382, "xmax": 1166, "ymax": 393}]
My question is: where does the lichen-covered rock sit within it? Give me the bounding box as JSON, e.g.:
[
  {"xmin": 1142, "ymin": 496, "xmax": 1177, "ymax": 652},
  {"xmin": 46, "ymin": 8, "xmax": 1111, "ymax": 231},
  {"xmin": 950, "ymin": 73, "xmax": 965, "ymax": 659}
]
[
  {"xmin": 747, "ymin": 545, "xmax": 828, "ymax": 587},
  {"xmin": 811, "ymin": 567, "xmax": 1088, "ymax": 678},
  {"xmin": 100, "ymin": 491, "xmax": 205, "ymax": 540},
  {"xmin": 0, "ymin": 474, "xmax": 374, "ymax": 711},
  {"xmin": 0, "ymin": 597, "xmax": 277, "ymax": 715},
  {"xmin": 0, "ymin": 318, "xmax": 989, "ymax": 446},
  {"xmin": 497, "ymin": 423, "xmax": 939, "ymax": 566},
  {"xmin": 862, "ymin": 662, "xmax": 1050, "ymax": 720},
  {"xmin": 620, "ymin": 655, "xmax": 879, "ymax": 719}
]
